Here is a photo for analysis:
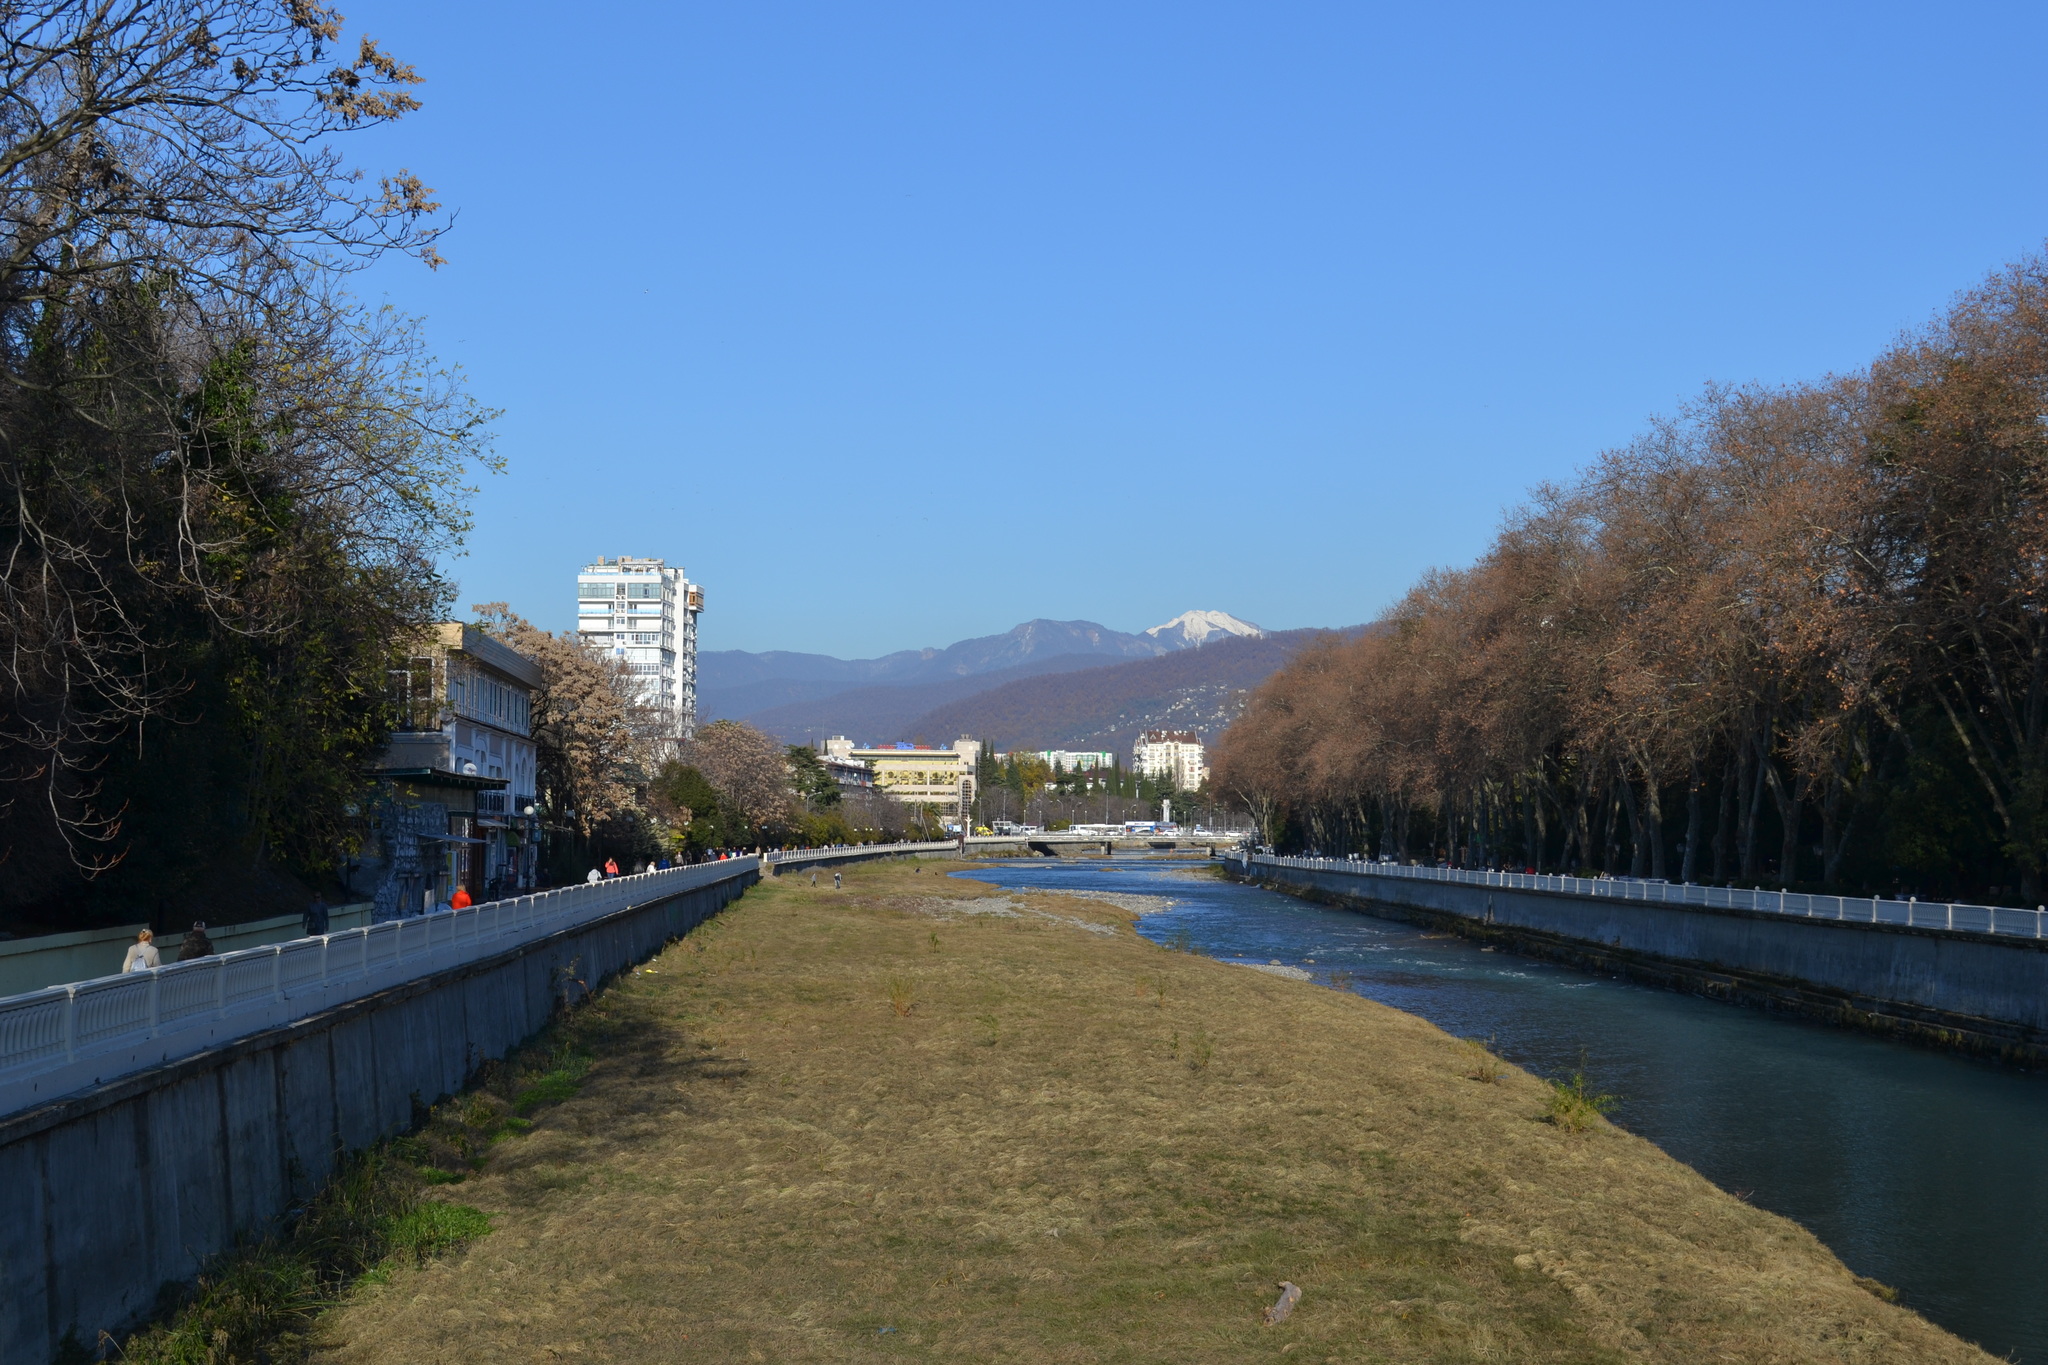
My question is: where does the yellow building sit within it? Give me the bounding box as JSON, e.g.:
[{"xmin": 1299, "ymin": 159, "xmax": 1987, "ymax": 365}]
[{"xmin": 823, "ymin": 735, "xmax": 980, "ymax": 815}]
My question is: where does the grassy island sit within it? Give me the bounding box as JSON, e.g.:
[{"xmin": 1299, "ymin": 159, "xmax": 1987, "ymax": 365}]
[{"xmin": 308, "ymin": 860, "xmax": 1990, "ymax": 1363}]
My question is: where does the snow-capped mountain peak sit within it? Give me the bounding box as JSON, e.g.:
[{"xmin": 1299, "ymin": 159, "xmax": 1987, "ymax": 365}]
[{"xmin": 1144, "ymin": 609, "xmax": 1265, "ymax": 648}]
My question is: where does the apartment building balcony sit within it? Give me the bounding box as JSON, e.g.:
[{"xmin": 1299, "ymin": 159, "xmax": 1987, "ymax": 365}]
[
  {"xmin": 370, "ymin": 732, "xmax": 511, "ymax": 793},
  {"xmin": 475, "ymin": 789, "xmax": 539, "ymax": 818}
]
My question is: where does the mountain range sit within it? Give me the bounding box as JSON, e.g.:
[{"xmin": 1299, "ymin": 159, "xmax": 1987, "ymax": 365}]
[
  {"xmin": 905, "ymin": 629, "xmax": 1334, "ymax": 753},
  {"xmin": 698, "ymin": 610, "xmax": 1341, "ymax": 751}
]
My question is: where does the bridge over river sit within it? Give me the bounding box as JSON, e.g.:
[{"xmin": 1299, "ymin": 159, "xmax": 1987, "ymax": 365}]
[{"xmin": 964, "ymin": 832, "xmax": 1242, "ymax": 857}]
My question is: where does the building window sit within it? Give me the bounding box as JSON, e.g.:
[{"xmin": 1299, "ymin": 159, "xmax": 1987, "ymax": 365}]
[{"xmin": 387, "ymin": 656, "xmax": 437, "ymax": 731}]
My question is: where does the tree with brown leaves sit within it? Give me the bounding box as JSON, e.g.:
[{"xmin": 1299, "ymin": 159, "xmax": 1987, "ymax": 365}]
[{"xmin": 1215, "ymin": 243, "xmax": 2048, "ymax": 904}]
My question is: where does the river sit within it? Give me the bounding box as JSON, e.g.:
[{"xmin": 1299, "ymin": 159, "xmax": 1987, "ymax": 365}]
[{"xmin": 955, "ymin": 858, "xmax": 2048, "ymax": 1362}]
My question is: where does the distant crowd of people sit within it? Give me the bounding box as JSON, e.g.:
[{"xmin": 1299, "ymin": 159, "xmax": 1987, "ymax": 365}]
[
  {"xmin": 117, "ymin": 850, "xmax": 774, "ymax": 975},
  {"xmin": 583, "ymin": 851, "xmax": 752, "ymax": 883}
]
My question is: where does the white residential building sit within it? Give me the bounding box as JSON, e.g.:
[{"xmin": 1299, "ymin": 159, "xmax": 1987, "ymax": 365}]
[
  {"xmin": 1031, "ymin": 750, "xmax": 1116, "ymax": 774},
  {"xmin": 575, "ymin": 556, "xmax": 703, "ymax": 744},
  {"xmin": 1132, "ymin": 729, "xmax": 1208, "ymax": 791}
]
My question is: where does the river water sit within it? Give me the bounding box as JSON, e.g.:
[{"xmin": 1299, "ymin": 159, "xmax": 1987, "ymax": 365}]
[{"xmin": 955, "ymin": 859, "xmax": 2048, "ymax": 1361}]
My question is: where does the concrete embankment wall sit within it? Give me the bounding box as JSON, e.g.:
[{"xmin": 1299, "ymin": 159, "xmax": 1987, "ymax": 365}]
[
  {"xmin": 1239, "ymin": 860, "xmax": 2048, "ymax": 1059},
  {"xmin": 0, "ymin": 869, "xmax": 754, "ymax": 1363}
]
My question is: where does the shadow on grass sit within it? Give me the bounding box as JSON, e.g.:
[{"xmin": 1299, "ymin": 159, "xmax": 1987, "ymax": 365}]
[{"xmin": 106, "ymin": 940, "xmax": 723, "ymax": 1364}]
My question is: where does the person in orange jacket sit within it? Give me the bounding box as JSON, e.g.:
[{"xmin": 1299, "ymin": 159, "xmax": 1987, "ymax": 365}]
[
  {"xmin": 603, "ymin": 858, "xmax": 619, "ymax": 877},
  {"xmin": 450, "ymin": 886, "xmax": 472, "ymax": 909}
]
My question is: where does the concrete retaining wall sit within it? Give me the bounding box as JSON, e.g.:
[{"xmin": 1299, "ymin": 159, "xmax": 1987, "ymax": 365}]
[
  {"xmin": 1237, "ymin": 857, "xmax": 2048, "ymax": 1058},
  {"xmin": 0, "ymin": 867, "xmax": 753, "ymax": 1363}
]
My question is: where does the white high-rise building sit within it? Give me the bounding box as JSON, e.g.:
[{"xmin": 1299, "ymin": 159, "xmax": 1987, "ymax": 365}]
[
  {"xmin": 575, "ymin": 556, "xmax": 703, "ymax": 743},
  {"xmin": 1133, "ymin": 729, "xmax": 1208, "ymax": 791}
]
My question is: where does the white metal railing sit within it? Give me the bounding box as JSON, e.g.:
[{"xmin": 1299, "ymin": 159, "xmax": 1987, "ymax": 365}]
[
  {"xmin": 1231, "ymin": 852, "xmax": 2048, "ymax": 941},
  {"xmin": 0, "ymin": 858, "xmax": 759, "ymax": 1120},
  {"xmin": 766, "ymin": 840, "xmax": 956, "ymax": 867},
  {"xmin": 0, "ymin": 840, "xmax": 960, "ymax": 1120}
]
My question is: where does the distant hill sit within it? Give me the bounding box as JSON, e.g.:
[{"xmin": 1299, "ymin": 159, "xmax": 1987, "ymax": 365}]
[
  {"xmin": 731, "ymin": 653, "xmax": 1128, "ymax": 745},
  {"xmin": 700, "ymin": 611, "xmax": 1265, "ymax": 725},
  {"xmin": 898, "ymin": 628, "xmax": 1344, "ymax": 753}
]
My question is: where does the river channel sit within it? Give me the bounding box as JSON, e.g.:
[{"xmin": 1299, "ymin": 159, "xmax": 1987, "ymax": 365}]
[{"xmin": 955, "ymin": 858, "xmax": 2048, "ymax": 1361}]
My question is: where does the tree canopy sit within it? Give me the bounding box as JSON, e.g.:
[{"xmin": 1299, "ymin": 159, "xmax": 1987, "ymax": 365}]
[
  {"xmin": 1215, "ymin": 245, "xmax": 2048, "ymax": 904},
  {"xmin": 0, "ymin": 3, "xmax": 492, "ymax": 922}
]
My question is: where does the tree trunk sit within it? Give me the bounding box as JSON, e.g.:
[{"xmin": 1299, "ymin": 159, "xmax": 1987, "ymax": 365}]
[
  {"xmin": 1617, "ymin": 775, "xmax": 1646, "ymax": 878},
  {"xmin": 1570, "ymin": 789, "xmax": 1591, "ymax": 872},
  {"xmin": 1738, "ymin": 731, "xmax": 1769, "ymax": 881},
  {"xmin": 1643, "ymin": 767, "xmax": 1667, "ymax": 881},
  {"xmin": 1763, "ymin": 760, "xmax": 1805, "ymax": 889},
  {"xmin": 1681, "ymin": 755, "xmax": 1705, "ymax": 884},
  {"xmin": 1600, "ymin": 784, "xmax": 1623, "ymax": 873},
  {"xmin": 1713, "ymin": 752, "xmax": 1736, "ymax": 881},
  {"xmin": 1819, "ymin": 758, "xmax": 1845, "ymax": 888}
]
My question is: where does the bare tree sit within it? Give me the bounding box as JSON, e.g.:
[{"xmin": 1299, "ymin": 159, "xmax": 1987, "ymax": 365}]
[
  {"xmin": 0, "ymin": 3, "xmax": 493, "ymax": 900},
  {"xmin": 678, "ymin": 720, "xmax": 792, "ymax": 833},
  {"xmin": 1215, "ymin": 241, "xmax": 2048, "ymax": 902},
  {"xmin": 471, "ymin": 605, "xmax": 643, "ymax": 840}
]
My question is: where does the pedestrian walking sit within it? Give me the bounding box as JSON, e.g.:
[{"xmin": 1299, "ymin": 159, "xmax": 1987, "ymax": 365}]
[
  {"xmin": 179, "ymin": 921, "xmax": 215, "ymax": 961},
  {"xmin": 450, "ymin": 886, "xmax": 472, "ymax": 909},
  {"xmin": 833, "ymin": 871, "xmax": 841, "ymax": 890},
  {"xmin": 121, "ymin": 929, "xmax": 159, "ymax": 973},
  {"xmin": 303, "ymin": 895, "xmax": 330, "ymax": 936},
  {"xmin": 586, "ymin": 868, "xmax": 602, "ymax": 884},
  {"xmin": 604, "ymin": 858, "xmax": 619, "ymax": 878}
]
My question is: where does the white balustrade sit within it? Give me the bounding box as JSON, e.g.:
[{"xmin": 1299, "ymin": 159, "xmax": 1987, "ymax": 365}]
[{"xmin": 1234, "ymin": 852, "xmax": 2048, "ymax": 942}]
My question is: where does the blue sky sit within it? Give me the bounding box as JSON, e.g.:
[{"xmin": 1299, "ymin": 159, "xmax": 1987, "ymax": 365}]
[{"xmin": 341, "ymin": 1, "xmax": 2048, "ymax": 657}]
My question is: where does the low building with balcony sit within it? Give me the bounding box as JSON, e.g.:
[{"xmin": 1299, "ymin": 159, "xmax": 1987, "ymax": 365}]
[
  {"xmin": 365, "ymin": 624, "xmax": 545, "ymax": 915},
  {"xmin": 823, "ymin": 735, "xmax": 981, "ymax": 816}
]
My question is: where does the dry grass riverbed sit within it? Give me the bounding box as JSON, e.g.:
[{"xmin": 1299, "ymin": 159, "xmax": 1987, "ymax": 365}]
[{"xmin": 311, "ymin": 860, "xmax": 1992, "ymax": 1364}]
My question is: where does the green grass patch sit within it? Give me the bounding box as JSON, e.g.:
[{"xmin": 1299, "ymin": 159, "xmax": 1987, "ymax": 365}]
[
  {"xmin": 384, "ymin": 1201, "xmax": 492, "ymax": 1264},
  {"xmin": 113, "ymin": 958, "xmax": 624, "ymax": 1362},
  {"xmin": 1546, "ymin": 1065, "xmax": 1620, "ymax": 1134},
  {"xmin": 513, "ymin": 1050, "xmax": 592, "ymax": 1113}
]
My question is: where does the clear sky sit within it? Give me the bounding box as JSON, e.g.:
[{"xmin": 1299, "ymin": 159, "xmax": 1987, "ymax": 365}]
[{"xmin": 339, "ymin": 1, "xmax": 2048, "ymax": 657}]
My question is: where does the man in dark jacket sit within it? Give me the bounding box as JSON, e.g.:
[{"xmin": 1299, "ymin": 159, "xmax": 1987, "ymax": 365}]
[
  {"xmin": 179, "ymin": 921, "xmax": 215, "ymax": 961},
  {"xmin": 303, "ymin": 896, "xmax": 330, "ymax": 936}
]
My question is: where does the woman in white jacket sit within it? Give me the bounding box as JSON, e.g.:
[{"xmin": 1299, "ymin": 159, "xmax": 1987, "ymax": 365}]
[{"xmin": 121, "ymin": 929, "xmax": 160, "ymax": 973}]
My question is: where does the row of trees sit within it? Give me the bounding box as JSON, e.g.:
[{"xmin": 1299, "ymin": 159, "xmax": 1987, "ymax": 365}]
[
  {"xmin": 970, "ymin": 749, "xmax": 1236, "ymax": 834},
  {"xmin": 1215, "ymin": 246, "xmax": 2048, "ymax": 904},
  {"xmin": 972, "ymin": 750, "xmax": 1224, "ymax": 829},
  {"xmin": 0, "ymin": 3, "xmax": 492, "ymax": 924}
]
